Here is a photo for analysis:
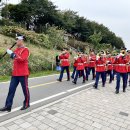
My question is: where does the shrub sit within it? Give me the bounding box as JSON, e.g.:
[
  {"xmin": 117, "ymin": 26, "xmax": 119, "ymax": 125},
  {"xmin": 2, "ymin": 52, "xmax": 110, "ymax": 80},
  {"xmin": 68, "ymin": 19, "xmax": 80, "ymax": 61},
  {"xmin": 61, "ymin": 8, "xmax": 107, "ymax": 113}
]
[{"xmin": 0, "ymin": 26, "xmax": 66, "ymax": 50}]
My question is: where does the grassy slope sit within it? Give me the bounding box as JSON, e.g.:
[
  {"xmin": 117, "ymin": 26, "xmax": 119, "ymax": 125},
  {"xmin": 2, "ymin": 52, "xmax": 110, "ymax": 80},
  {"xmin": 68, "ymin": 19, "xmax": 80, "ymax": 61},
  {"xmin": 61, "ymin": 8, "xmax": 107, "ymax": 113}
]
[
  {"xmin": 0, "ymin": 34, "xmax": 60, "ymax": 56},
  {"xmin": 0, "ymin": 34, "xmax": 62, "ymax": 82}
]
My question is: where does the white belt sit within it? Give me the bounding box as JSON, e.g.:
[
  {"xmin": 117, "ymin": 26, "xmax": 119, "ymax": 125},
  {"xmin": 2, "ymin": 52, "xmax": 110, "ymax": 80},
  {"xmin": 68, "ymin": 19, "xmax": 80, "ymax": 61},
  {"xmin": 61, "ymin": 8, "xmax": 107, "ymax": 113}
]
[
  {"xmin": 119, "ymin": 64, "xmax": 126, "ymax": 66},
  {"xmin": 78, "ymin": 63, "xmax": 84, "ymax": 65},
  {"xmin": 90, "ymin": 61, "xmax": 95, "ymax": 62},
  {"xmin": 97, "ymin": 65, "xmax": 105, "ymax": 67}
]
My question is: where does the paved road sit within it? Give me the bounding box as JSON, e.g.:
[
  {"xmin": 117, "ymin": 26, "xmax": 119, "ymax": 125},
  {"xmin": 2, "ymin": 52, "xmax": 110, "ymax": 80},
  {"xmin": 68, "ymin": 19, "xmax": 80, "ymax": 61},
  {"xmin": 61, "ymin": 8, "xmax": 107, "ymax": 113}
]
[
  {"xmin": 0, "ymin": 73, "xmax": 97, "ymax": 122},
  {"xmin": 1, "ymin": 81, "xmax": 130, "ymax": 130}
]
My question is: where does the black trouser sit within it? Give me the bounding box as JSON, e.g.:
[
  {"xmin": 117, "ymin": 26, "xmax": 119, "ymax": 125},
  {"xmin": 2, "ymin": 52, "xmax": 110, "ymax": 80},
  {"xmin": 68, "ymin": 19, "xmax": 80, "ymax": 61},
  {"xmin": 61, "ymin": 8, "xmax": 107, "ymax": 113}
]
[
  {"xmin": 94, "ymin": 72, "xmax": 105, "ymax": 88},
  {"xmin": 105, "ymin": 70, "xmax": 113, "ymax": 83},
  {"xmin": 116, "ymin": 73, "xmax": 127, "ymax": 91},
  {"xmin": 88, "ymin": 67, "xmax": 95, "ymax": 79},
  {"xmin": 5, "ymin": 76, "xmax": 30, "ymax": 109},
  {"xmin": 85, "ymin": 67, "xmax": 89, "ymax": 80},
  {"xmin": 59, "ymin": 66, "xmax": 70, "ymax": 81},
  {"xmin": 74, "ymin": 70, "xmax": 85, "ymax": 82}
]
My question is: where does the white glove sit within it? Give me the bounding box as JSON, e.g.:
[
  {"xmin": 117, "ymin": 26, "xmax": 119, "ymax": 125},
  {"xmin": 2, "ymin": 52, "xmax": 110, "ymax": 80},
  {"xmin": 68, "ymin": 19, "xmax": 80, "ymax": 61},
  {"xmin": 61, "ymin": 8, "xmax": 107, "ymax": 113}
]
[
  {"xmin": 7, "ymin": 49, "xmax": 13, "ymax": 55},
  {"xmin": 106, "ymin": 61, "xmax": 109, "ymax": 63},
  {"xmin": 117, "ymin": 54, "xmax": 121, "ymax": 58},
  {"xmin": 96, "ymin": 56, "xmax": 99, "ymax": 60}
]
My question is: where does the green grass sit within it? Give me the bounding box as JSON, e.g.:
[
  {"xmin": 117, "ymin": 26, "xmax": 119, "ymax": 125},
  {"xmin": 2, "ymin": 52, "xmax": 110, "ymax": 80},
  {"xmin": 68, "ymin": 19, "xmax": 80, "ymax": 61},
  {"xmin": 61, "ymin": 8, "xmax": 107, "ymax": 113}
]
[
  {"xmin": 30, "ymin": 70, "xmax": 59, "ymax": 78},
  {"xmin": 0, "ymin": 67, "xmax": 73, "ymax": 82},
  {"xmin": 0, "ymin": 70, "xmax": 60, "ymax": 82}
]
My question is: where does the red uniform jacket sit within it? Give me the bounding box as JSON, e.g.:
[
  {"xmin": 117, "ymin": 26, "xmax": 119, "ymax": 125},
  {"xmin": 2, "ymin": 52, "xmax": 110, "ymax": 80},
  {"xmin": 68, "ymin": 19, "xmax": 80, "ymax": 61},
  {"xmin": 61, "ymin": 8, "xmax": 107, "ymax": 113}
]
[
  {"xmin": 59, "ymin": 52, "xmax": 70, "ymax": 67},
  {"xmin": 76, "ymin": 57, "xmax": 85, "ymax": 70},
  {"xmin": 88, "ymin": 55, "xmax": 96, "ymax": 68},
  {"xmin": 96, "ymin": 57, "xmax": 106, "ymax": 72},
  {"xmin": 114, "ymin": 55, "xmax": 128, "ymax": 73},
  {"xmin": 106, "ymin": 57, "xmax": 113, "ymax": 71},
  {"xmin": 73, "ymin": 58, "xmax": 78, "ymax": 67},
  {"xmin": 126, "ymin": 55, "xmax": 130, "ymax": 72},
  {"xmin": 12, "ymin": 47, "xmax": 30, "ymax": 76},
  {"xmin": 84, "ymin": 56, "xmax": 89, "ymax": 67},
  {"xmin": 112, "ymin": 56, "xmax": 118, "ymax": 72}
]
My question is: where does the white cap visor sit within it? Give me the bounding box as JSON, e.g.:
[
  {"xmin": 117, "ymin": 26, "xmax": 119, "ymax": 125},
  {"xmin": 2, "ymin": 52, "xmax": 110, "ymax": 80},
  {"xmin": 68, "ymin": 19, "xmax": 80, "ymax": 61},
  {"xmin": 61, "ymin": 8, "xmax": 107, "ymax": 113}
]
[{"xmin": 16, "ymin": 36, "xmax": 24, "ymax": 40}]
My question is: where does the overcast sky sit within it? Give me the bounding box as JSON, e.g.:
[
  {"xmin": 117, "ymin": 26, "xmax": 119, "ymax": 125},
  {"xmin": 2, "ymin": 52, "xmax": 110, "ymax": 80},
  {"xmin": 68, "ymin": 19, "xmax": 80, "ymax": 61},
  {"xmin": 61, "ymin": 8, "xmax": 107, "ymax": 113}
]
[{"xmin": 9, "ymin": 0, "xmax": 130, "ymax": 49}]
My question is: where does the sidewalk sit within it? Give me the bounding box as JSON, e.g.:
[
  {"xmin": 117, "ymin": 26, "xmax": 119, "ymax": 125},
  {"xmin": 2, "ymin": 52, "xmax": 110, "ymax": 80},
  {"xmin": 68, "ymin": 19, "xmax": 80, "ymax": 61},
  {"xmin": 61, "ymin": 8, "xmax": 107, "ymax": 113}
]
[{"xmin": 0, "ymin": 82, "xmax": 130, "ymax": 130}]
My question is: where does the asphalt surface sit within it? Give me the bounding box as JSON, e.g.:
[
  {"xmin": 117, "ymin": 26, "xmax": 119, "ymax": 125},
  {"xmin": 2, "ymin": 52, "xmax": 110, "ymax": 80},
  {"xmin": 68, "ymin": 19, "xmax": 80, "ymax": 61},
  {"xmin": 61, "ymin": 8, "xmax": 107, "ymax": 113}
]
[{"xmin": 0, "ymin": 73, "xmax": 97, "ymax": 122}]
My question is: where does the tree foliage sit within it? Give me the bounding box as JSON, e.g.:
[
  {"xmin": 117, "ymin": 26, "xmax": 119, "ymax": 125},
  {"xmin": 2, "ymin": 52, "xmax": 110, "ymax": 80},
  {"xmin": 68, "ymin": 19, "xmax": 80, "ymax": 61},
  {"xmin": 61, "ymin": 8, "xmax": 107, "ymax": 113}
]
[{"xmin": 1, "ymin": 0, "xmax": 125, "ymax": 49}]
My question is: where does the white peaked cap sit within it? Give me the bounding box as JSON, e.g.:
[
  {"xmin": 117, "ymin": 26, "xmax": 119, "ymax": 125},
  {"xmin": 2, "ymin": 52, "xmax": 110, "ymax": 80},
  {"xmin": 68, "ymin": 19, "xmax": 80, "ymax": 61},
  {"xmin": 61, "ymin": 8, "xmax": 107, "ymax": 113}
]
[{"xmin": 16, "ymin": 36, "xmax": 24, "ymax": 40}]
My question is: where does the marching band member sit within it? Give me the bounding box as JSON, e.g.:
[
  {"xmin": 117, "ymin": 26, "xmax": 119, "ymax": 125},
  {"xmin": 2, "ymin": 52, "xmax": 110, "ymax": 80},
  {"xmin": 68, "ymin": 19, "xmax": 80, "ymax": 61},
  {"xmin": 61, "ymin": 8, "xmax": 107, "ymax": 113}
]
[
  {"xmin": 114, "ymin": 48, "xmax": 128, "ymax": 94},
  {"xmin": 126, "ymin": 50, "xmax": 130, "ymax": 86},
  {"xmin": 93, "ymin": 52, "xmax": 106, "ymax": 89},
  {"xmin": 112, "ymin": 53, "xmax": 118, "ymax": 81},
  {"xmin": 57, "ymin": 48, "xmax": 70, "ymax": 82},
  {"xmin": 71, "ymin": 53, "xmax": 79, "ymax": 79},
  {"xmin": 106, "ymin": 51, "xmax": 113, "ymax": 83},
  {"xmin": 84, "ymin": 53, "xmax": 89, "ymax": 81},
  {"xmin": 72, "ymin": 53, "xmax": 86, "ymax": 84},
  {"xmin": 88, "ymin": 49, "xmax": 96, "ymax": 80},
  {"xmin": 0, "ymin": 35, "xmax": 30, "ymax": 112}
]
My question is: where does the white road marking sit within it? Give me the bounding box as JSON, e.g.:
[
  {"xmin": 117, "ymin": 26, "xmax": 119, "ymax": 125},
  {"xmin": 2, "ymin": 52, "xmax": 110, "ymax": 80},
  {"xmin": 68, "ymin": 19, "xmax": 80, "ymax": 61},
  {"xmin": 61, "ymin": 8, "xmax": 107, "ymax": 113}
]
[
  {"xmin": 0, "ymin": 85, "xmax": 94, "ymax": 126},
  {"xmin": 67, "ymin": 82, "xmax": 95, "ymax": 92},
  {"xmin": 0, "ymin": 81, "xmax": 95, "ymax": 117},
  {"xmin": 0, "ymin": 92, "xmax": 66, "ymax": 117}
]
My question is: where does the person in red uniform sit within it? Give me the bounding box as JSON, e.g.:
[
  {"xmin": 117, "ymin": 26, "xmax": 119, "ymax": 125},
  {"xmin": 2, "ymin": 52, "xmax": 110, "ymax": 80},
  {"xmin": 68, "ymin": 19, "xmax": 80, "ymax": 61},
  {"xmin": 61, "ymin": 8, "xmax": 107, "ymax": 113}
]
[
  {"xmin": 126, "ymin": 50, "xmax": 130, "ymax": 86},
  {"xmin": 84, "ymin": 53, "xmax": 89, "ymax": 81},
  {"xmin": 88, "ymin": 49, "xmax": 96, "ymax": 80},
  {"xmin": 114, "ymin": 48, "xmax": 128, "ymax": 94},
  {"xmin": 106, "ymin": 52, "xmax": 113, "ymax": 83},
  {"xmin": 72, "ymin": 53, "xmax": 86, "ymax": 84},
  {"xmin": 71, "ymin": 53, "xmax": 79, "ymax": 79},
  {"xmin": 57, "ymin": 48, "xmax": 70, "ymax": 82},
  {"xmin": 112, "ymin": 54, "xmax": 118, "ymax": 80},
  {"xmin": 0, "ymin": 36, "xmax": 30, "ymax": 112},
  {"xmin": 93, "ymin": 52, "xmax": 106, "ymax": 89}
]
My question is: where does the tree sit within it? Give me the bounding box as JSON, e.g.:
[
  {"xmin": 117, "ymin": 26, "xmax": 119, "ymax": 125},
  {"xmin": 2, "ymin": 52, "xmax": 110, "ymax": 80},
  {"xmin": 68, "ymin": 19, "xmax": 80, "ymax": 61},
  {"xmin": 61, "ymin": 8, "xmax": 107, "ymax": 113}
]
[
  {"xmin": 89, "ymin": 31, "xmax": 102, "ymax": 49},
  {"xmin": 1, "ymin": 0, "xmax": 125, "ymax": 49}
]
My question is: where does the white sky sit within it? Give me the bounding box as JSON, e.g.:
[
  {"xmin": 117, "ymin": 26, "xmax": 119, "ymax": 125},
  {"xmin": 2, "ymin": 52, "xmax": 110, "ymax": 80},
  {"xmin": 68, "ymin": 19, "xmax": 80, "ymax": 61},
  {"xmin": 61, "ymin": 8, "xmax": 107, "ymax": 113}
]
[{"xmin": 8, "ymin": 0, "xmax": 130, "ymax": 49}]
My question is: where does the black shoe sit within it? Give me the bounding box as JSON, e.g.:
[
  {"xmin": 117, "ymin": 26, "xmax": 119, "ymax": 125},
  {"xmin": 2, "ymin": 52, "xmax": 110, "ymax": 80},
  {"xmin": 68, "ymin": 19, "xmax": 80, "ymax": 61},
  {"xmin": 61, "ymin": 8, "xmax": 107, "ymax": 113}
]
[
  {"xmin": 123, "ymin": 89, "xmax": 126, "ymax": 93},
  {"xmin": 0, "ymin": 107, "xmax": 11, "ymax": 112},
  {"xmin": 115, "ymin": 90, "xmax": 119, "ymax": 94},
  {"xmin": 71, "ymin": 76, "xmax": 74, "ymax": 79},
  {"xmin": 102, "ymin": 84, "xmax": 105, "ymax": 87},
  {"xmin": 82, "ymin": 80, "xmax": 86, "ymax": 83},
  {"xmin": 67, "ymin": 79, "xmax": 70, "ymax": 81},
  {"xmin": 72, "ymin": 81, "xmax": 77, "ymax": 84},
  {"xmin": 20, "ymin": 105, "xmax": 30, "ymax": 111},
  {"xmin": 57, "ymin": 79, "xmax": 62, "ymax": 82},
  {"xmin": 93, "ymin": 84, "xmax": 97, "ymax": 89},
  {"xmin": 86, "ymin": 78, "xmax": 88, "ymax": 81},
  {"xmin": 109, "ymin": 81, "xmax": 112, "ymax": 84}
]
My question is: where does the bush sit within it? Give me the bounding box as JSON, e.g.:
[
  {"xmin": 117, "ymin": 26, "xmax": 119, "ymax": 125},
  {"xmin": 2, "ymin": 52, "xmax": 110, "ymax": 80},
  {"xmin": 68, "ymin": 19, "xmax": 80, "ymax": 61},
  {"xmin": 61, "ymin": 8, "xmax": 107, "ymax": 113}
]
[
  {"xmin": 0, "ymin": 26, "xmax": 75, "ymax": 76},
  {"xmin": 0, "ymin": 26, "xmax": 66, "ymax": 50},
  {"xmin": 45, "ymin": 26, "xmax": 66, "ymax": 49},
  {"xmin": 0, "ymin": 53, "xmax": 55, "ymax": 76},
  {"xmin": 68, "ymin": 38, "xmax": 91, "ymax": 53},
  {"xmin": 0, "ymin": 19, "xmax": 17, "ymax": 26}
]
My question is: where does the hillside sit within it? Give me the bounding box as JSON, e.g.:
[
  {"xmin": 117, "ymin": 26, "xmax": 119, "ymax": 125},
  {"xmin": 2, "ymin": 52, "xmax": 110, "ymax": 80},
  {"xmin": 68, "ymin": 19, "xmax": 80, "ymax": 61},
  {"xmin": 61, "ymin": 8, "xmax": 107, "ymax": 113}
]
[{"xmin": 0, "ymin": 34, "xmax": 62, "ymax": 76}]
